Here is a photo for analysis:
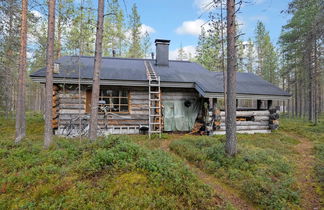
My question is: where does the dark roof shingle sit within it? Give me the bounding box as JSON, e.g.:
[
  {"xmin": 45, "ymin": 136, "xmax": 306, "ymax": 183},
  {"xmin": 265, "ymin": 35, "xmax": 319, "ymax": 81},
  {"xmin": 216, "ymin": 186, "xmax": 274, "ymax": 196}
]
[{"xmin": 30, "ymin": 56, "xmax": 290, "ymax": 97}]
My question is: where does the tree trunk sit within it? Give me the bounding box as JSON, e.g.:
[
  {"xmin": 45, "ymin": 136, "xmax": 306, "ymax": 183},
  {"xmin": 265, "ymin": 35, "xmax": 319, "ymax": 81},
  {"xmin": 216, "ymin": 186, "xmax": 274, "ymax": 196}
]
[
  {"xmin": 44, "ymin": 0, "xmax": 56, "ymax": 148},
  {"xmin": 15, "ymin": 0, "xmax": 28, "ymax": 143},
  {"xmin": 225, "ymin": 0, "xmax": 237, "ymax": 156},
  {"xmin": 89, "ymin": 0, "xmax": 105, "ymax": 140},
  {"xmin": 56, "ymin": 0, "xmax": 62, "ymax": 59}
]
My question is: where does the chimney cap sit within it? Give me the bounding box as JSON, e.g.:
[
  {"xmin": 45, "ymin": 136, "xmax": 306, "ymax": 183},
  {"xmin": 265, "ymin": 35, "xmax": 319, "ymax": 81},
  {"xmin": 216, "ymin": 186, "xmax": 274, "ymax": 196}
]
[{"xmin": 155, "ymin": 39, "xmax": 170, "ymax": 45}]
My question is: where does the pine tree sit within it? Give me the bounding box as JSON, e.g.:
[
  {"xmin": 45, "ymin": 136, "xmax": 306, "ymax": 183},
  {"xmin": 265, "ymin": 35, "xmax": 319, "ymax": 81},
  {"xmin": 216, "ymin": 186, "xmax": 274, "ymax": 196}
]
[
  {"xmin": 15, "ymin": 0, "xmax": 28, "ymax": 143},
  {"xmin": 237, "ymin": 39, "xmax": 245, "ymax": 72},
  {"xmin": 255, "ymin": 21, "xmax": 266, "ymax": 76},
  {"xmin": 0, "ymin": 0, "xmax": 21, "ymax": 118},
  {"xmin": 279, "ymin": 0, "xmax": 323, "ymax": 122},
  {"xmin": 245, "ymin": 38, "xmax": 255, "ymax": 73},
  {"xmin": 56, "ymin": 0, "xmax": 74, "ymax": 58},
  {"xmin": 177, "ymin": 43, "xmax": 187, "ymax": 61},
  {"xmin": 225, "ymin": 0, "xmax": 237, "ymax": 156},
  {"xmin": 66, "ymin": 0, "xmax": 95, "ymax": 55},
  {"xmin": 44, "ymin": 0, "xmax": 56, "ymax": 149},
  {"xmin": 196, "ymin": 27, "xmax": 222, "ymax": 71},
  {"xmin": 103, "ymin": 0, "xmax": 126, "ymax": 56},
  {"xmin": 89, "ymin": 0, "xmax": 105, "ymax": 140},
  {"xmin": 142, "ymin": 31, "xmax": 151, "ymax": 58},
  {"xmin": 127, "ymin": 4, "xmax": 143, "ymax": 58},
  {"xmin": 254, "ymin": 21, "xmax": 278, "ymax": 83}
]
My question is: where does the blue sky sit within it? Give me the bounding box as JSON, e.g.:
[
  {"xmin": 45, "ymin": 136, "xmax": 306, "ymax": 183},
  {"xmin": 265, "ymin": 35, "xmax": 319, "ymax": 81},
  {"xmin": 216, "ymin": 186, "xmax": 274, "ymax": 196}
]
[{"xmin": 123, "ymin": 0, "xmax": 291, "ymax": 58}]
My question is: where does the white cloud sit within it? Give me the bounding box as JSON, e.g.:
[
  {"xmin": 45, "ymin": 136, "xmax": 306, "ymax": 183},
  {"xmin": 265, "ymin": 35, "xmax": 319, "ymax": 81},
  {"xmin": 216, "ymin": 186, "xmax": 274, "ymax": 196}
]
[
  {"xmin": 126, "ymin": 24, "xmax": 156, "ymax": 39},
  {"xmin": 169, "ymin": 45, "xmax": 197, "ymax": 60},
  {"xmin": 31, "ymin": 10, "xmax": 43, "ymax": 18},
  {"xmin": 237, "ymin": 17, "xmax": 246, "ymax": 30},
  {"xmin": 141, "ymin": 24, "xmax": 156, "ymax": 35},
  {"xmin": 175, "ymin": 19, "xmax": 209, "ymax": 36},
  {"xmin": 194, "ymin": 0, "xmax": 215, "ymax": 12}
]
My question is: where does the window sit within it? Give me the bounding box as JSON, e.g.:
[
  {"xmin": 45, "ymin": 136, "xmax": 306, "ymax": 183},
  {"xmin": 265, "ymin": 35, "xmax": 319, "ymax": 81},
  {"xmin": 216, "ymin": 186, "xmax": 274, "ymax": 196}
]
[
  {"xmin": 99, "ymin": 89, "xmax": 129, "ymax": 113},
  {"xmin": 237, "ymin": 99, "xmax": 257, "ymax": 109}
]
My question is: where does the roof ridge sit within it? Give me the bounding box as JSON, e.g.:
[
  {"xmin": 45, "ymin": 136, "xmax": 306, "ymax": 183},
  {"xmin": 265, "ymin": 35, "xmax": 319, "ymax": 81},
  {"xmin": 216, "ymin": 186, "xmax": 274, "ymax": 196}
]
[{"xmin": 62, "ymin": 55, "xmax": 192, "ymax": 63}]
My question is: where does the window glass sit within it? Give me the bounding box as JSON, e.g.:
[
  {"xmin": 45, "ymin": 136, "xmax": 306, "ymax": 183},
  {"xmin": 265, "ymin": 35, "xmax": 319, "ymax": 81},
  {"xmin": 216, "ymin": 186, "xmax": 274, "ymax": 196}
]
[{"xmin": 99, "ymin": 89, "xmax": 129, "ymax": 113}]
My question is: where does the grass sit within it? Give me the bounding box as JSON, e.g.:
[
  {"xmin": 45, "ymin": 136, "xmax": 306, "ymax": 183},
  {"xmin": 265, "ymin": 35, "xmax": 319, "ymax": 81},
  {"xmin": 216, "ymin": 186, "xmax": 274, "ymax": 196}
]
[{"xmin": 0, "ymin": 113, "xmax": 216, "ymax": 209}]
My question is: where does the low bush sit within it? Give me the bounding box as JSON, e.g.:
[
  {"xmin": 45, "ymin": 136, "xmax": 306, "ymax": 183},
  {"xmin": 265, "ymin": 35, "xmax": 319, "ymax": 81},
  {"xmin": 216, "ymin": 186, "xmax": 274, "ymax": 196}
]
[
  {"xmin": 170, "ymin": 136, "xmax": 300, "ymax": 209},
  {"xmin": 0, "ymin": 115, "xmax": 215, "ymax": 209}
]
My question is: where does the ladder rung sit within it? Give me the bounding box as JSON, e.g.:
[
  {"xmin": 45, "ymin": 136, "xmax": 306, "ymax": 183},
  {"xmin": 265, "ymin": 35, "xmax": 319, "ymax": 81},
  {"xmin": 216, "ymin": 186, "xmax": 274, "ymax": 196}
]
[
  {"xmin": 150, "ymin": 107, "xmax": 161, "ymax": 109},
  {"xmin": 150, "ymin": 91, "xmax": 160, "ymax": 94},
  {"xmin": 150, "ymin": 99, "xmax": 160, "ymax": 101},
  {"xmin": 150, "ymin": 122, "xmax": 161, "ymax": 125},
  {"xmin": 150, "ymin": 115, "xmax": 161, "ymax": 117}
]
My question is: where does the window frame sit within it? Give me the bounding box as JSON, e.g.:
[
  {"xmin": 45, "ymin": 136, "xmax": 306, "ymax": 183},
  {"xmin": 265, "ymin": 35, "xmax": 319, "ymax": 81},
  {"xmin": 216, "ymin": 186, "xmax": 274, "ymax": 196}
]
[{"xmin": 98, "ymin": 89, "xmax": 130, "ymax": 114}]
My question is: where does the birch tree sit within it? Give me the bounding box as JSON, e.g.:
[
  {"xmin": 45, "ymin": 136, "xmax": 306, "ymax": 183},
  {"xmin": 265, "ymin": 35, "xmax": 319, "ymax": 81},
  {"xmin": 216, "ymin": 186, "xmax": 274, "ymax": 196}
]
[
  {"xmin": 15, "ymin": 0, "xmax": 28, "ymax": 143},
  {"xmin": 89, "ymin": 0, "xmax": 105, "ymax": 140}
]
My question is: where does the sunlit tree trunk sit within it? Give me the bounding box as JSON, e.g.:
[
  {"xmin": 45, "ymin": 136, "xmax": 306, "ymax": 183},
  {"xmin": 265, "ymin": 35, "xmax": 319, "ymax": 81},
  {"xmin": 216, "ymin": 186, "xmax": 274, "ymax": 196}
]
[
  {"xmin": 15, "ymin": 0, "xmax": 28, "ymax": 143},
  {"xmin": 225, "ymin": 0, "xmax": 237, "ymax": 156},
  {"xmin": 44, "ymin": 0, "xmax": 56, "ymax": 148},
  {"xmin": 89, "ymin": 0, "xmax": 105, "ymax": 140}
]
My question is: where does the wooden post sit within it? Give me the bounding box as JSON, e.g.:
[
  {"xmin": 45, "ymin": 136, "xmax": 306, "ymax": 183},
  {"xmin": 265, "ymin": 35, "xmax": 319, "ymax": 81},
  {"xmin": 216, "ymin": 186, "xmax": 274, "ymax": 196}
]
[
  {"xmin": 267, "ymin": 100, "xmax": 273, "ymax": 110},
  {"xmin": 209, "ymin": 97, "xmax": 213, "ymax": 110},
  {"xmin": 257, "ymin": 100, "xmax": 262, "ymax": 110}
]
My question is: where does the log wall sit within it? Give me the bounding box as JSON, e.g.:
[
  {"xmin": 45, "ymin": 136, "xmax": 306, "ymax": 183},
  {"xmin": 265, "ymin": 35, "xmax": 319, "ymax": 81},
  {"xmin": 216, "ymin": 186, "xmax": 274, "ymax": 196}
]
[
  {"xmin": 55, "ymin": 86, "xmax": 198, "ymax": 136},
  {"xmin": 213, "ymin": 110, "xmax": 272, "ymax": 135}
]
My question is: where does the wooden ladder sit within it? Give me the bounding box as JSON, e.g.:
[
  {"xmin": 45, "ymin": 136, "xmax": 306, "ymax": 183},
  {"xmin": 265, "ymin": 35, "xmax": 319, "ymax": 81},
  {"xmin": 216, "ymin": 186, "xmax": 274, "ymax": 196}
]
[{"xmin": 144, "ymin": 61, "xmax": 162, "ymax": 139}]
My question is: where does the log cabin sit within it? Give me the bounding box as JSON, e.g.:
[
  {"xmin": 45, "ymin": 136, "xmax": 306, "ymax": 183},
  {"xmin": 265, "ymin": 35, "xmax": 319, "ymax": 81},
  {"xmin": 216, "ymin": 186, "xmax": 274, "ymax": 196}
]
[{"xmin": 30, "ymin": 39, "xmax": 291, "ymax": 137}]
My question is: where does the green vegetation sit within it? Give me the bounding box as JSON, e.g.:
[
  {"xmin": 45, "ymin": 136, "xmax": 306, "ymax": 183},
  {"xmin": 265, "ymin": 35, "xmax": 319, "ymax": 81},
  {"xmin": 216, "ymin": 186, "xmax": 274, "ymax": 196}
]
[
  {"xmin": 1, "ymin": 113, "xmax": 323, "ymax": 209},
  {"xmin": 0, "ymin": 114, "xmax": 215, "ymax": 209},
  {"xmin": 170, "ymin": 116, "xmax": 324, "ymax": 209},
  {"xmin": 280, "ymin": 115, "xmax": 324, "ymax": 202},
  {"xmin": 170, "ymin": 134, "xmax": 300, "ymax": 209}
]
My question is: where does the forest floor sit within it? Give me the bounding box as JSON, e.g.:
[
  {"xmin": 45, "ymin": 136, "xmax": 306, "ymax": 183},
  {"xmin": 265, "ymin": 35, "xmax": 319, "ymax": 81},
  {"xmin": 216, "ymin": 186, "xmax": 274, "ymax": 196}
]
[{"xmin": 0, "ymin": 113, "xmax": 323, "ymax": 209}]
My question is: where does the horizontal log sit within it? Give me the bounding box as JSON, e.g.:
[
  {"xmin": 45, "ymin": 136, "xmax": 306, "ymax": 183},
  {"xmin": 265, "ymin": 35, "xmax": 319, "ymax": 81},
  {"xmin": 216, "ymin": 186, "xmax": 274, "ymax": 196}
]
[
  {"xmin": 219, "ymin": 125, "xmax": 269, "ymax": 131},
  {"xmin": 235, "ymin": 121, "xmax": 269, "ymax": 126},
  {"xmin": 58, "ymin": 113, "xmax": 88, "ymax": 120},
  {"xmin": 130, "ymin": 95, "xmax": 149, "ymax": 100},
  {"xmin": 59, "ymin": 99, "xmax": 86, "ymax": 104},
  {"xmin": 130, "ymin": 110, "xmax": 149, "ymax": 115},
  {"xmin": 59, "ymin": 109, "xmax": 86, "ymax": 114},
  {"xmin": 131, "ymin": 104, "xmax": 149, "ymax": 109},
  {"xmin": 130, "ymin": 99, "xmax": 149, "ymax": 105},
  {"xmin": 59, "ymin": 104, "xmax": 85, "ymax": 109},
  {"xmin": 220, "ymin": 110, "xmax": 270, "ymax": 117},
  {"xmin": 130, "ymin": 91, "xmax": 148, "ymax": 95},
  {"xmin": 52, "ymin": 100, "xmax": 59, "ymax": 107},
  {"xmin": 254, "ymin": 116, "xmax": 269, "ymax": 121},
  {"xmin": 213, "ymin": 130, "xmax": 271, "ymax": 135},
  {"xmin": 52, "ymin": 95, "xmax": 58, "ymax": 101},
  {"xmin": 221, "ymin": 115, "xmax": 270, "ymax": 122},
  {"xmin": 59, "ymin": 94, "xmax": 85, "ymax": 99}
]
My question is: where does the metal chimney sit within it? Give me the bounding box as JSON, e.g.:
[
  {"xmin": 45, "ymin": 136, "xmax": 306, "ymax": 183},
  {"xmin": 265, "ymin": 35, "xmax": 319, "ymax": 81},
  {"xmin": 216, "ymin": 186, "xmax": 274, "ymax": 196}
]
[{"xmin": 155, "ymin": 39, "xmax": 170, "ymax": 66}]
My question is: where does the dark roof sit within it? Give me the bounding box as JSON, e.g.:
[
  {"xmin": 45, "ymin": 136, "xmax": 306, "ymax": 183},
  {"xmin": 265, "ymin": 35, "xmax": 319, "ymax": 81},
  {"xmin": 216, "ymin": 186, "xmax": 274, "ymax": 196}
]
[{"xmin": 30, "ymin": 56, "xmax": 291, "ymax": 98}]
